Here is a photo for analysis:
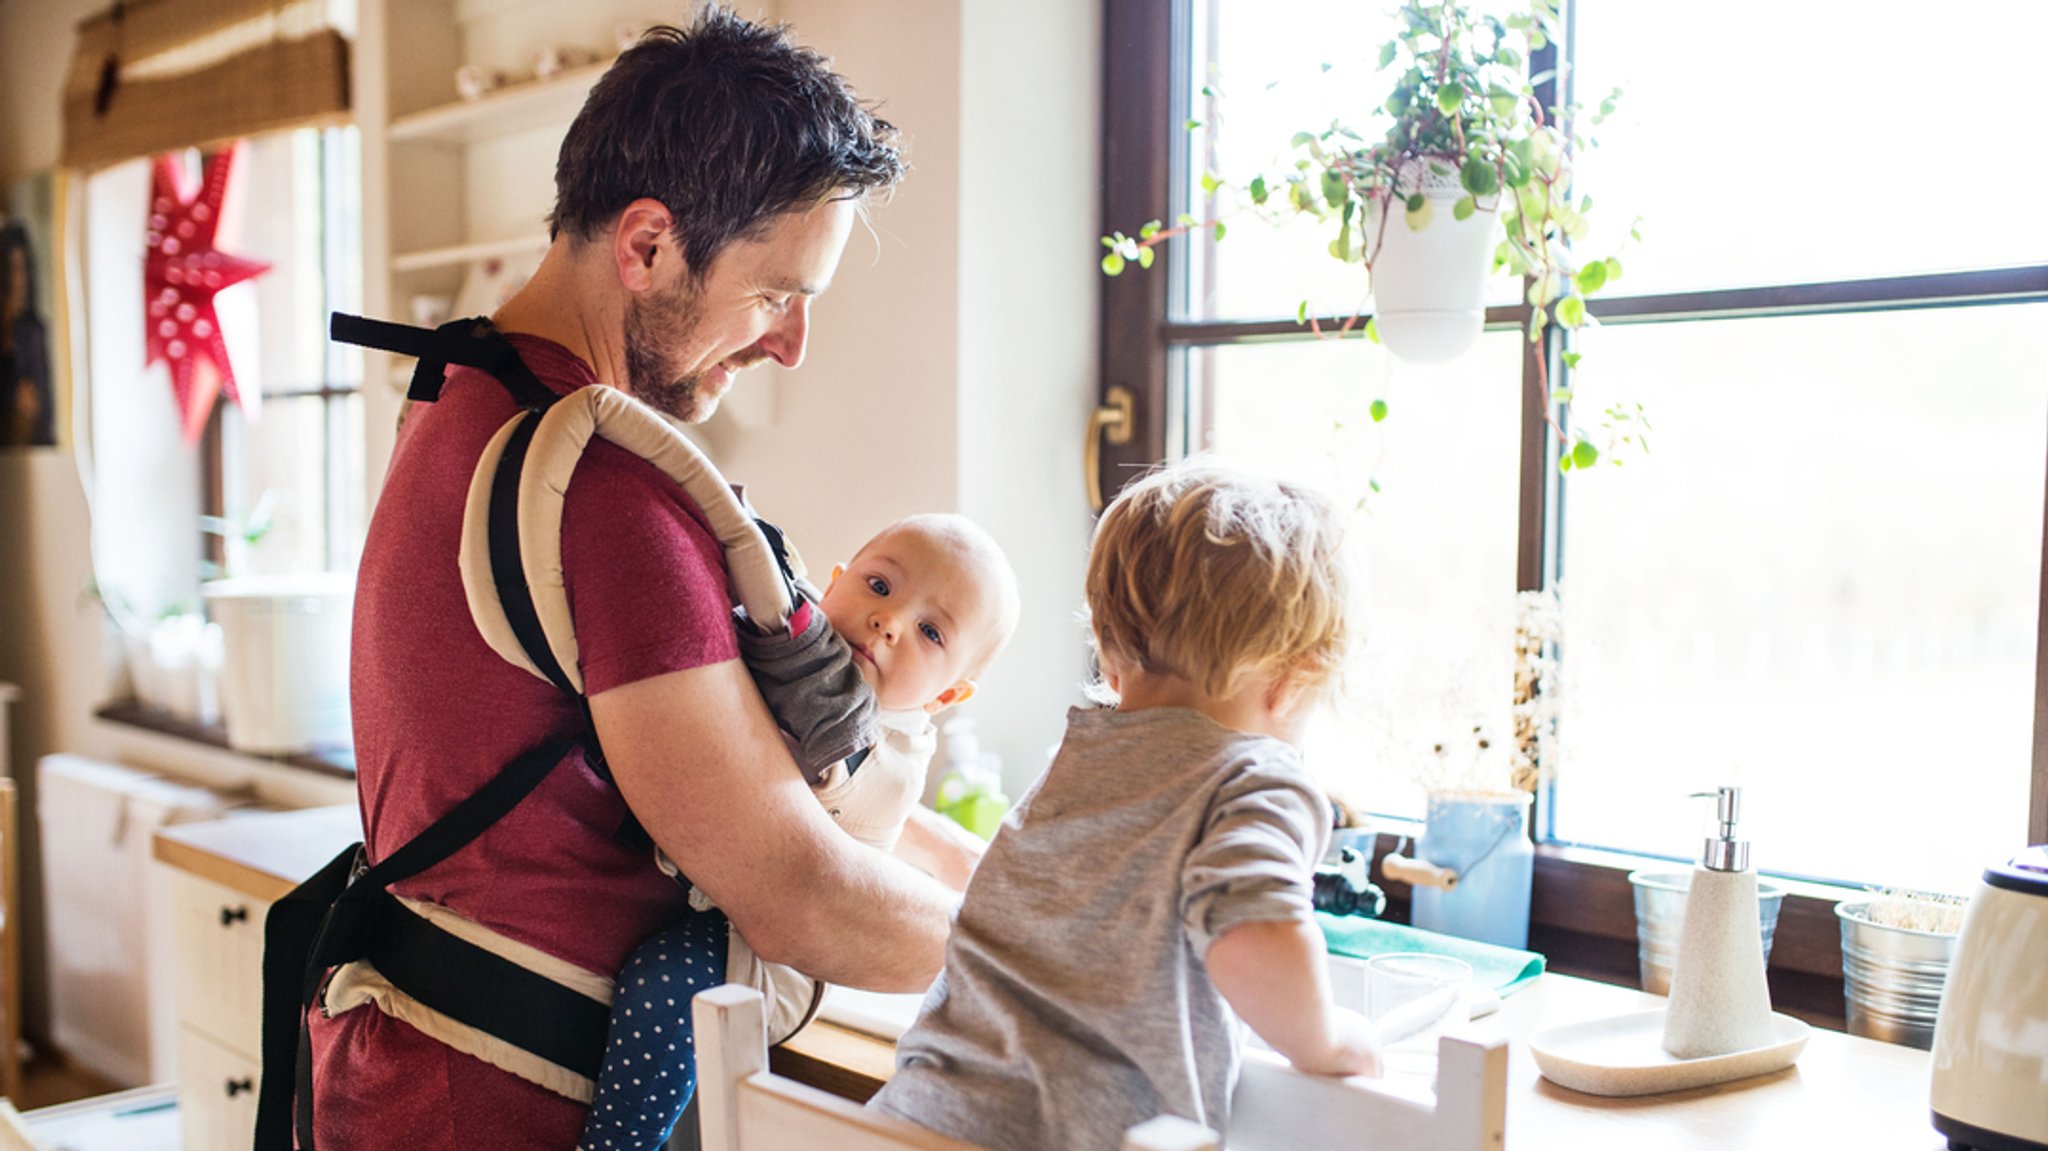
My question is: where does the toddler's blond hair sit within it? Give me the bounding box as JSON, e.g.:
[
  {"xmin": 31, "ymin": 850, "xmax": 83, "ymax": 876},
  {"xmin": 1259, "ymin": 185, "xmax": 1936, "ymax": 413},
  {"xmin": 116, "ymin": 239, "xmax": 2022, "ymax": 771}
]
[{"xmin": 1086, "ymin": 458, "xmax": 1351, "ymax": 701}]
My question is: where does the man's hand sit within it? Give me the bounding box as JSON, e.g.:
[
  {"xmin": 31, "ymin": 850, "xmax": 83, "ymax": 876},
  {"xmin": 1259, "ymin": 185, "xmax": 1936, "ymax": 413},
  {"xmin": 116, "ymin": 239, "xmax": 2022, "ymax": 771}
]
[
  {"xmin": 892, "ymin": 805, "xmax": 987, "ymax": 892},
  {"xmin": 591, "ymin": 658, "xmax": 956, "ymax": 992}
]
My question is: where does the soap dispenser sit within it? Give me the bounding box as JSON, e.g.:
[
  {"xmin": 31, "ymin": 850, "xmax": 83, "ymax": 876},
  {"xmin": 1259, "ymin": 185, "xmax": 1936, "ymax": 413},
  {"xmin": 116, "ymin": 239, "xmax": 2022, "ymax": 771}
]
[{"xmin": 1661, "ymin": 786, "xmax": 1776, "ymax": 1059}]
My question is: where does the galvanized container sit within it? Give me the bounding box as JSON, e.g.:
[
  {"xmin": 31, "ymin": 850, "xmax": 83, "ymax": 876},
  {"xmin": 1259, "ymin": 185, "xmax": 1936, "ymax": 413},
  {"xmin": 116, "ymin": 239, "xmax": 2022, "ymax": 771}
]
[
  {"xmin": 1627, "ymin": 870, "xmax": 1785, "ymax": 995},
  {"xmin": 1836, "ymin": 900, "xmax": 1957, "ymax": 1050}
]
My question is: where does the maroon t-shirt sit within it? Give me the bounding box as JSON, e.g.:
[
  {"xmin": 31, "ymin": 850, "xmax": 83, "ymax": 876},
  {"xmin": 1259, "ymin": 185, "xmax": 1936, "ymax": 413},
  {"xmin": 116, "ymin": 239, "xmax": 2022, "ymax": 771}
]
[{"xmin": 309, "ymin": 337, "xmax": 738, "ymax": 1149}]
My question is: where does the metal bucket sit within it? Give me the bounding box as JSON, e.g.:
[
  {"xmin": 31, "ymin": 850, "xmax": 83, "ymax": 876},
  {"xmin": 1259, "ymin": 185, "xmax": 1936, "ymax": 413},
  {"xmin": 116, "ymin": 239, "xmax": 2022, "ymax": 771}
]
[
  {"xmin": 1627, "ymin": 870, "xmax": 1785, "ymax": 995},
  {"xmin": 1836, "ymin": 900, "xmax": 1956, "ymax": 1049}
]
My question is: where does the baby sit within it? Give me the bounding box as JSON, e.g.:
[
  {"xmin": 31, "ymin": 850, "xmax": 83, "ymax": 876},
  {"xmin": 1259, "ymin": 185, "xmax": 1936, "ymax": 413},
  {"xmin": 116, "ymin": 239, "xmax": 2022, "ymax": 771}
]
[
  {"xmin": 871, "ymin": 460, "xmax": 1381, "ymax": 1151},
  {"xmin": 579, "ymin": 512, "xmax": 1019, "ymax": 1151}
]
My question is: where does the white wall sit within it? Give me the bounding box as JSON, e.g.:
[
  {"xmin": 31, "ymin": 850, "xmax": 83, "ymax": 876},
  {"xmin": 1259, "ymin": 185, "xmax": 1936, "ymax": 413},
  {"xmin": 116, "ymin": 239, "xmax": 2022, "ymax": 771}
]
[{"xmin": 699, "ymin": 0, "xmax": 1101, "ymax": 791}]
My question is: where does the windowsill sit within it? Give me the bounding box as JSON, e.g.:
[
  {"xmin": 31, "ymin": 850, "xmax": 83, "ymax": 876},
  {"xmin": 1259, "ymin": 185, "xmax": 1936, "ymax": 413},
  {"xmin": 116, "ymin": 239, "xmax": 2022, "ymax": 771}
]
[
  {"xmin": 1360, "ymin": 829, "xmax": 1858, "ymax": 1032},
  {"xmin": 93, "ymin": 700, "xmax": 356, "ymax": 780}
]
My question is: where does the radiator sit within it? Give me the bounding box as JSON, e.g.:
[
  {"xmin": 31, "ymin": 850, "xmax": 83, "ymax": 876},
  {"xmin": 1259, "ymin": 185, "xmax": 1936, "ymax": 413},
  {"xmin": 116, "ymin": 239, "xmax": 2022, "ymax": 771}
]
[{"xmin": 36, "ymin": 754, "xmax": 235, "ymax": 1087}]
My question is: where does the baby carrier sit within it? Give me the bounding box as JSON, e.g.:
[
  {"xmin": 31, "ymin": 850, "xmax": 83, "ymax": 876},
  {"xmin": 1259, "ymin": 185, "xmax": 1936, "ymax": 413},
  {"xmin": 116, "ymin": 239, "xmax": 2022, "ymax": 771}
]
[{"xmin": 255, "ymin": 314, "xmax": 866, "ymax": 1150}]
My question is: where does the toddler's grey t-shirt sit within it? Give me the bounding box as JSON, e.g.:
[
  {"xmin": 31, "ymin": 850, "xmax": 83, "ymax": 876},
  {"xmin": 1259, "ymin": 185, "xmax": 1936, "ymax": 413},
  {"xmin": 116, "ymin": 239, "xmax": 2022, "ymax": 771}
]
[{"xmin": 870, "ymin": 705, "xmax": 1331, "ymax": 1151}]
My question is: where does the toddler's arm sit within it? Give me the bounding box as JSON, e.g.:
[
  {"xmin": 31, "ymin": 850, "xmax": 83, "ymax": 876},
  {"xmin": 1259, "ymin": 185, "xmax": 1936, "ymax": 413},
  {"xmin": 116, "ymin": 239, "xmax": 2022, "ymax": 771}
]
[{"xmin": 1206, "ymin": 918, "xmax": 1382, "ymax": 1078}]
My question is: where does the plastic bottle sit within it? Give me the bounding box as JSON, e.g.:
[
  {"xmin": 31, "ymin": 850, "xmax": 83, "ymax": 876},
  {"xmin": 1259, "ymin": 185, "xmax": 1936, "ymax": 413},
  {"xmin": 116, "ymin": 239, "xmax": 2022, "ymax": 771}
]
[
  {"xmin": 934, "ymin": 717, "xmax": 1010, "ymax": 839},
  {"xmin": 1662, "ymin": 786, "xmax": 1777, "ymax": 1058}
]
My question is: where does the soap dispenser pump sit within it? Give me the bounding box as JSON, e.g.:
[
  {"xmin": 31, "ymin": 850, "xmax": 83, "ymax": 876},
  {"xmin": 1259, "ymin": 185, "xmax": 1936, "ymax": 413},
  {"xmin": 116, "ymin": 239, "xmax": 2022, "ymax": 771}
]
[{"xmin": 1661, "ymin": 786, "xmax": 1776, "ymax": 1059}]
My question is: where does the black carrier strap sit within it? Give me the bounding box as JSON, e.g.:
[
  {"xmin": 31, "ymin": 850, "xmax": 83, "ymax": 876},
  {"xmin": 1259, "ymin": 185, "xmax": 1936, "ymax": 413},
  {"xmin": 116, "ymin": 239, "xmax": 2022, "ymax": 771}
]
[
  {"xmin": 330, "ymin": 312, "xmax": 559, "ymax": 412},
  {"xmin": 255, "ymin": 738, "xmax": 596, "ymax": 1151}
]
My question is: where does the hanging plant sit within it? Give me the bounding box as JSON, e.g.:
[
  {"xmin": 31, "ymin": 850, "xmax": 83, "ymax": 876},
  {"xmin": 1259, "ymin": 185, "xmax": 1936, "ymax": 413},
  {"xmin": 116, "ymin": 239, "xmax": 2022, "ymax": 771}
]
[{"xmin": 1104, "ymin": 0, "xmax": 1646, "ymax": 471}]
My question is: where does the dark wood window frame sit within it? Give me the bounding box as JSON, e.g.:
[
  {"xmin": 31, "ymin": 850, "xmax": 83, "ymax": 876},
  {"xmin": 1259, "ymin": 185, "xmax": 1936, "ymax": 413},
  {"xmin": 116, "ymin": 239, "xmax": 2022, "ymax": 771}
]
[{"xmin": 1098, "ymin": 0, "xmax": 2048, "ymax": 1026}]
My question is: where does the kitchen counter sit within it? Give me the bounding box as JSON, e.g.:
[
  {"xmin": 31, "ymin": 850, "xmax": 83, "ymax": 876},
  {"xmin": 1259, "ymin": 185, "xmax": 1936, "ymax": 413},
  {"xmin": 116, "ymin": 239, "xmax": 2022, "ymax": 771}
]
[{"xmin": 153, "ymin": 807, "xmax": 1944, "ymax": 1149}]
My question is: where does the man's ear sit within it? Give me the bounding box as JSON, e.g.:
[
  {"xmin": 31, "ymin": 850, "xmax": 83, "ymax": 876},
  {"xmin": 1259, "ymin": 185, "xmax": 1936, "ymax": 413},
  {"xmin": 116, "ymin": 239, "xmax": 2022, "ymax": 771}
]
[
  {"xmin": 613, "ymin": 198, "xmax": 678, "ymax": 292},
  {"xmin": 925, "ymin": 680, "xmax": 977, "ymax": 715}
]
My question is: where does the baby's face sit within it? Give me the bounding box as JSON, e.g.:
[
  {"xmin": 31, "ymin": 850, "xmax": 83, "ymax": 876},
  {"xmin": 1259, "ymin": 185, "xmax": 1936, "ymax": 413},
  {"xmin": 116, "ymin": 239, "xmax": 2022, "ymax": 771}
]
[{"xmin": 819, "ymin": 525, "xmax": 1001, "ymax": 713}]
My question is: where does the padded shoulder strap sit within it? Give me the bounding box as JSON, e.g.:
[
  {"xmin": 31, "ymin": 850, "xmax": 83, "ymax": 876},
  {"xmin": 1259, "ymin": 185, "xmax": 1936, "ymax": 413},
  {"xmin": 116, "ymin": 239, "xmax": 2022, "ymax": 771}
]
[{"xmin": 460, "ymin": 385, "xmax": 798, "ymax": 692}]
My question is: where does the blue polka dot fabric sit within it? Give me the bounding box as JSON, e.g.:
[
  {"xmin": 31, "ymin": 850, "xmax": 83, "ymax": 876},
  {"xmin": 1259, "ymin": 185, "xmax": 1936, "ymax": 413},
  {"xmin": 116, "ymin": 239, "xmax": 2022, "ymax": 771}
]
[{"xmin": 578, "ymin": 908, "xmax": 729, "ymax": 1151}]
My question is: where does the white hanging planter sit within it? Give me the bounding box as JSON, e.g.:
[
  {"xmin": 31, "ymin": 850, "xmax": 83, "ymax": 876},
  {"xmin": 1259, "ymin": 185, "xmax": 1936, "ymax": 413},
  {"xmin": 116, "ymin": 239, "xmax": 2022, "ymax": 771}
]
[{"xmin": 1366, "ymin": 156, "xmax": 1500, "ymax": 364}]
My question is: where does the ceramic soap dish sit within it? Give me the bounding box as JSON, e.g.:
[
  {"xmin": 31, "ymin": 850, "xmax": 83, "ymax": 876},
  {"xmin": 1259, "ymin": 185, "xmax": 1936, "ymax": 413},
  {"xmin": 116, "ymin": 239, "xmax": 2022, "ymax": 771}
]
[{"xmin": 1528, "ymin": 1009, "xmax": 1810, "ymax": 1097}]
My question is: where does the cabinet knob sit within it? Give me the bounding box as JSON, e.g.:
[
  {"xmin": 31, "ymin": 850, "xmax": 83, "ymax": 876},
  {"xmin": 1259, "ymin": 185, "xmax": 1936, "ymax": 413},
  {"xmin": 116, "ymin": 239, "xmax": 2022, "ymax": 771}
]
[
  {"xmin": 225, "ymin": 1077, "xmax": 254, "ymax": 1097},
  {"xmin": 220, "ymin": 905, "xmax": 249, "ymax": 927}
]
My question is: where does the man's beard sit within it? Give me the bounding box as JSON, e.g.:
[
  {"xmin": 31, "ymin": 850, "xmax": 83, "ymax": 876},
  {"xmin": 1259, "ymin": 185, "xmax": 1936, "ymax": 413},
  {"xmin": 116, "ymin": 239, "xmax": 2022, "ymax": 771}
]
[{"xmin": 623, "ymin": 276, "xmax": 715, "ymax": 423}]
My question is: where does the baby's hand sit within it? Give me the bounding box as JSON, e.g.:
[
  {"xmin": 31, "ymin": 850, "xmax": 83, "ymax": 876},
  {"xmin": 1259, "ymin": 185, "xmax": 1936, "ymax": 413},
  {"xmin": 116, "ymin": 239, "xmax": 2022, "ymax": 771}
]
[{"xmin": 1291, "ymin": 1006, "xmax": 1383, "ymax": 1079}]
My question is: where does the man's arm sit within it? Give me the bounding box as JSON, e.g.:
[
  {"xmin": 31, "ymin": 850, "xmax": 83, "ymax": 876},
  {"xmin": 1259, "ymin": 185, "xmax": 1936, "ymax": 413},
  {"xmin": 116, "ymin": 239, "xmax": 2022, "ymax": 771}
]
[{"xmin": 591, "ymin": 657, "xmax": 956, "ymax": 992}]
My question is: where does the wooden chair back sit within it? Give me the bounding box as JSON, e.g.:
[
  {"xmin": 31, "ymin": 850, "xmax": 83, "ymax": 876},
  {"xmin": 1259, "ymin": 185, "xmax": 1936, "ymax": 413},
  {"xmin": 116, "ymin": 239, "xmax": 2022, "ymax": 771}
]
[{"xmin": 697, "ymin": 984, "xmax": 1508, "ymax": 1151}]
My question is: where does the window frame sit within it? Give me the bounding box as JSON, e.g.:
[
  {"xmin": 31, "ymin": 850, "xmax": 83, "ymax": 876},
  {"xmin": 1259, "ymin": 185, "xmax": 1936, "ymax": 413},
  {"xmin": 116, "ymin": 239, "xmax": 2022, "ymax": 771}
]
[{"xmin": 1097, "ymin": 0, "xmax": 2048, "ymax": 1022}]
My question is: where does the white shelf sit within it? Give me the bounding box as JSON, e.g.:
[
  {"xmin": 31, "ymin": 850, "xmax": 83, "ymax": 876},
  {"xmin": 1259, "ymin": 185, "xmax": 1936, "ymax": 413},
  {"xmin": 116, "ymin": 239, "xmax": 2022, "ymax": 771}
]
[
  {"xmin": 387, "ymin": 60, "xmax": 611, "ymax": 145},
  {"xmin": 391, "ymin": 233, "xmax": 550, "ymax": 272}
]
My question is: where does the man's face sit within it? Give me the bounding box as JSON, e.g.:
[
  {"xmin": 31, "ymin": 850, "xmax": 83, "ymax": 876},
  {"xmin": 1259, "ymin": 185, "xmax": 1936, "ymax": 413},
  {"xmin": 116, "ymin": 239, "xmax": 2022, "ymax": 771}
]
[
  {"xmin": 623, "ymin": 195, "xmax": 858, "ymax": 422},
  {"xmin": 820, "ymin": 527, "xmax": 1001, "ymax": 713}
]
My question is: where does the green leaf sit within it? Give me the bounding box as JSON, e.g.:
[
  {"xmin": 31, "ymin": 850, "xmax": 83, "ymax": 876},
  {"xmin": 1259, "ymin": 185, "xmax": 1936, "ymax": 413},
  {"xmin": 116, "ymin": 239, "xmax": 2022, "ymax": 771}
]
[
  {"xmin": 1572, "ymin": 439, "xmax": 1599, "ymax": 469},
  {"xmin": 1603, "ymin": 256, "xmax": 1624, "ymax": 282},
  {"xmin": 1297, "ymin": 300, "xmax": 1310, "ymax": 324},
  {"xmin": 1556, "ymin": 295, "xmax": 1586, "ymax": 328},
  {"xmin": 1497, "ymin": 45, "xmax": 1522, "ymax": 69},
  {"xmin": 1139, "ymin": 219, "xmax": 1162, "ymax": 240},
  {"xmin": 1560, "ymin": 351, "xmax": 1582, "ymax": 369},
  {"xmin": 1330, "ymin": 228, "xmax": 1351, "ymax": 261},
  {"xmin": 1185, "ymin": 119, "xmax": 1204, "ymax": 131},
  {"xmin": 1404, "ymin": 194, "xmax": 1434, "ymax": 230},
  {"xmin": 1453, "ymin": 195, "xmax": 1476, "ymax": 221},
  {"xmin": 1101, "ymin": 235, "xmax": 1118, "ymax": 249},
  {"xmin": 1136, "ymin": 246, "xmax": 1155, "ymax": 269},
  {"xmin": 1321, "ymin": 169, "xmax": 1348, "ymax": 207},
  {"xmin": 1573, "ymin": 260, "xmax": 1608, "ymax": 294},
  {"xmin": 1291, "ymin": 131, "xmax": 1317, "ymax": 150},
  {"xmin": 1370, "ymin": 398, "xmax": 1389, "ymax": 422},
  {"xmin": 1369, "ymin": 478, "xmax": 1383, "ymax": 493},
  {"xmin": 1436, "ymin": 82, "xmax": 1465, "ymax": 115},
  {"xmin": 1213, "ymin": 220, "xmax": 1228, "ymax": 242},
  {"xmin": 1460, "ymin": 156, "xmax": 1499, "ymax": 197},
  {"xmin": 1200, "ymin": 172, "xmax": 1221, "ymax": 195},
  {"xmin": 1378, "ymin": 40, "xmax": 1399, "ymax": 69},
  {"xmin": 1175, "ymin": 213, "xmax": 1196, "ymax": 227},
  {"xmin": 1101, "ymin": 252, "xmax": 1126, "ymax": 276},
  {"xmin": 1249, "ymin": 175, "xmax": 1269, "ymax": 204},
  {"xmin": 1364, "ymin": 316, "xmax": 1381, "ymax": 344}
]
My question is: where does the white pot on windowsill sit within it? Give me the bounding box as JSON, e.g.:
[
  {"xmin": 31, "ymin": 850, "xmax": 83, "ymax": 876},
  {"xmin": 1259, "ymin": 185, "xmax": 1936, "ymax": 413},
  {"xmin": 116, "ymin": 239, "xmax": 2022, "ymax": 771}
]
[
  {"xmin": 1366, "ymin": 156, "xmax": 1500, "ymax": 365},
  {"xmin": 202, "ymin": 573, "xmax": 353, "ymax": 754}
]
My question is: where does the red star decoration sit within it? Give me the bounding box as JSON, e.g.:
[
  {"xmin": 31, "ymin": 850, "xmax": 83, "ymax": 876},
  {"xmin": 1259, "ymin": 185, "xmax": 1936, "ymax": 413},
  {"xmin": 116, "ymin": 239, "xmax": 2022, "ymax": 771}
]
[{"xmin": 144, "ymin": 143, "xmax": 270, "ymax": 442}]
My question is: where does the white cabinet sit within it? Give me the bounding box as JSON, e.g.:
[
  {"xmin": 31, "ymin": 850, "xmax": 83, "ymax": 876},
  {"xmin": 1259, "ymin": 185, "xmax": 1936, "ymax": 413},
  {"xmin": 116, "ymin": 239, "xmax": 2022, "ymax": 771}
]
[{"xmin": 155, "ymin": 806, "xmax": 360, "ymax": 1151}]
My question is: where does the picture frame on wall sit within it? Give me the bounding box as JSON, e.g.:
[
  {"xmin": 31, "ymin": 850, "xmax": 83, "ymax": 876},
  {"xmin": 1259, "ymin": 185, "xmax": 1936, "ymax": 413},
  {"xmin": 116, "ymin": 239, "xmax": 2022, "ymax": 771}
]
[{"xmin": 2, "ymin": 169, "xmax": 72, "ymax": 449}]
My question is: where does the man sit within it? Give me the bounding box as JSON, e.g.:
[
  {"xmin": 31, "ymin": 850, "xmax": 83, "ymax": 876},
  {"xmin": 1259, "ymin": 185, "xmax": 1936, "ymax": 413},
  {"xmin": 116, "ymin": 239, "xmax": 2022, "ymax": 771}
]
[{"xmin": 312, "ymin": 11, "xmax": 957, "ymax": 1148}]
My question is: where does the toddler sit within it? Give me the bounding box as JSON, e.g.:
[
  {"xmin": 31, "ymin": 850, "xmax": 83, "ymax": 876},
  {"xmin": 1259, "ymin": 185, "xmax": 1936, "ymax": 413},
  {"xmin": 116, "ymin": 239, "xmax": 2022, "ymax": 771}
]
[
  {"xmin": 579, "ymin": 512, "xmax": 1019, "ymax": 1151},
  {"xmin": 870, "ymin": 459, "xmax": 1381, "ymax": 1151}
]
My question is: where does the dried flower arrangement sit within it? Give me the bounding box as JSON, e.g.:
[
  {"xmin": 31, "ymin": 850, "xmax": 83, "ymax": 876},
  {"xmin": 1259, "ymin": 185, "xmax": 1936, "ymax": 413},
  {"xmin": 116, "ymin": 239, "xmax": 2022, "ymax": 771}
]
[
  {"xmin": 1855, "ymin": 889, "xmax": 1967, "ymax": 935},
  {"xmin": 1404, "ymin": 585, "xmax": 1567, "ymax": 797}
]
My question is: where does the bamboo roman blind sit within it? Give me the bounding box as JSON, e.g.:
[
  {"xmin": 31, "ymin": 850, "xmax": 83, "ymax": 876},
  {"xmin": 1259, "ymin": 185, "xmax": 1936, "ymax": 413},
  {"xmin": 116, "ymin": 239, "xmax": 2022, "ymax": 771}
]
[{"xmin": 61, "ymin": 0, "xmax": 350, "ymax": 170}]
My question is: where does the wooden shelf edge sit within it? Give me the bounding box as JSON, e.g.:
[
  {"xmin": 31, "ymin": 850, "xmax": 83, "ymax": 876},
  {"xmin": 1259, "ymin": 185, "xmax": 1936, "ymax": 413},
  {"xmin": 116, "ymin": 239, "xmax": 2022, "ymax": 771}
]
[
  {"xmin": 95, "ymin": 699, "xmax": 356, "ymax": 780},
  {"xmin": 391, "ymin": 233, "xmax": 550, "ymax": 273},
  {"xmin": 386, "ymin": 59, "xmax": 613, "ymax": 144}
]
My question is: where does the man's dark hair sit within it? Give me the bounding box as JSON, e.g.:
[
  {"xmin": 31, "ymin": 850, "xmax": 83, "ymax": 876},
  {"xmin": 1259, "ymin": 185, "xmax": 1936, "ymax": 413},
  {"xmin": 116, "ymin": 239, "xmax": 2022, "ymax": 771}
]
[{"xmin": 549, "ymin": 6, "xmax": 904, "ymax": 276}]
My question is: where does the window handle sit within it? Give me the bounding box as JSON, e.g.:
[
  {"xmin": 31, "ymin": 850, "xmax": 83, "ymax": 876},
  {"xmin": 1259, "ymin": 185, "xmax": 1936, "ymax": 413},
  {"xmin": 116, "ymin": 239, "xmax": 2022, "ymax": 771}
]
[
  {"xmin": 220, "ymin": 905, "xmax": 249, "ymax": 927},
  {"xmin": 1086, "ymin": 385, "xmax": 1135, "ymax": 513}
]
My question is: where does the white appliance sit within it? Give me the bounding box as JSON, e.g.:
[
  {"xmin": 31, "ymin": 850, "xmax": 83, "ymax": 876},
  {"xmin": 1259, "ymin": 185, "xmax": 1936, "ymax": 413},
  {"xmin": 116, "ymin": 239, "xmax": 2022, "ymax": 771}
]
[
  {"xmin": 1930, "ymin": 844, "xmax": 2048, "ymax": 1151},
  {"xmin": 37, "ymin": 754, "xmax": 234, "ymax": 1086}
]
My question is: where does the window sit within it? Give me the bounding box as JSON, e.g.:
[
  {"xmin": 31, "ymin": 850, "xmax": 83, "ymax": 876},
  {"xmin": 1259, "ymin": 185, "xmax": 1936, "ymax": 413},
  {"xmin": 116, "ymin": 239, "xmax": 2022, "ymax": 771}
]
[
  {"xmin": 1099, "ymin": 0, "xmax": 2048, "ymax": 934},
  {"xmin": 83, "ymin": 126, "xmax": 363, "ymax": 716}
]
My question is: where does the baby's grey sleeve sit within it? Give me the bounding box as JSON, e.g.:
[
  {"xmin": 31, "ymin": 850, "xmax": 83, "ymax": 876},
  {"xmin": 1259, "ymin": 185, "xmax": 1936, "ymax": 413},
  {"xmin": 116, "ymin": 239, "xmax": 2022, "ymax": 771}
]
[
  {"xmin": 735, "ymin": 593, "xmax": 877, "ymax": 783},
  {"xmin": 1180, "ymin": 760, "xmax": 1331, "ymax": 958}
]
